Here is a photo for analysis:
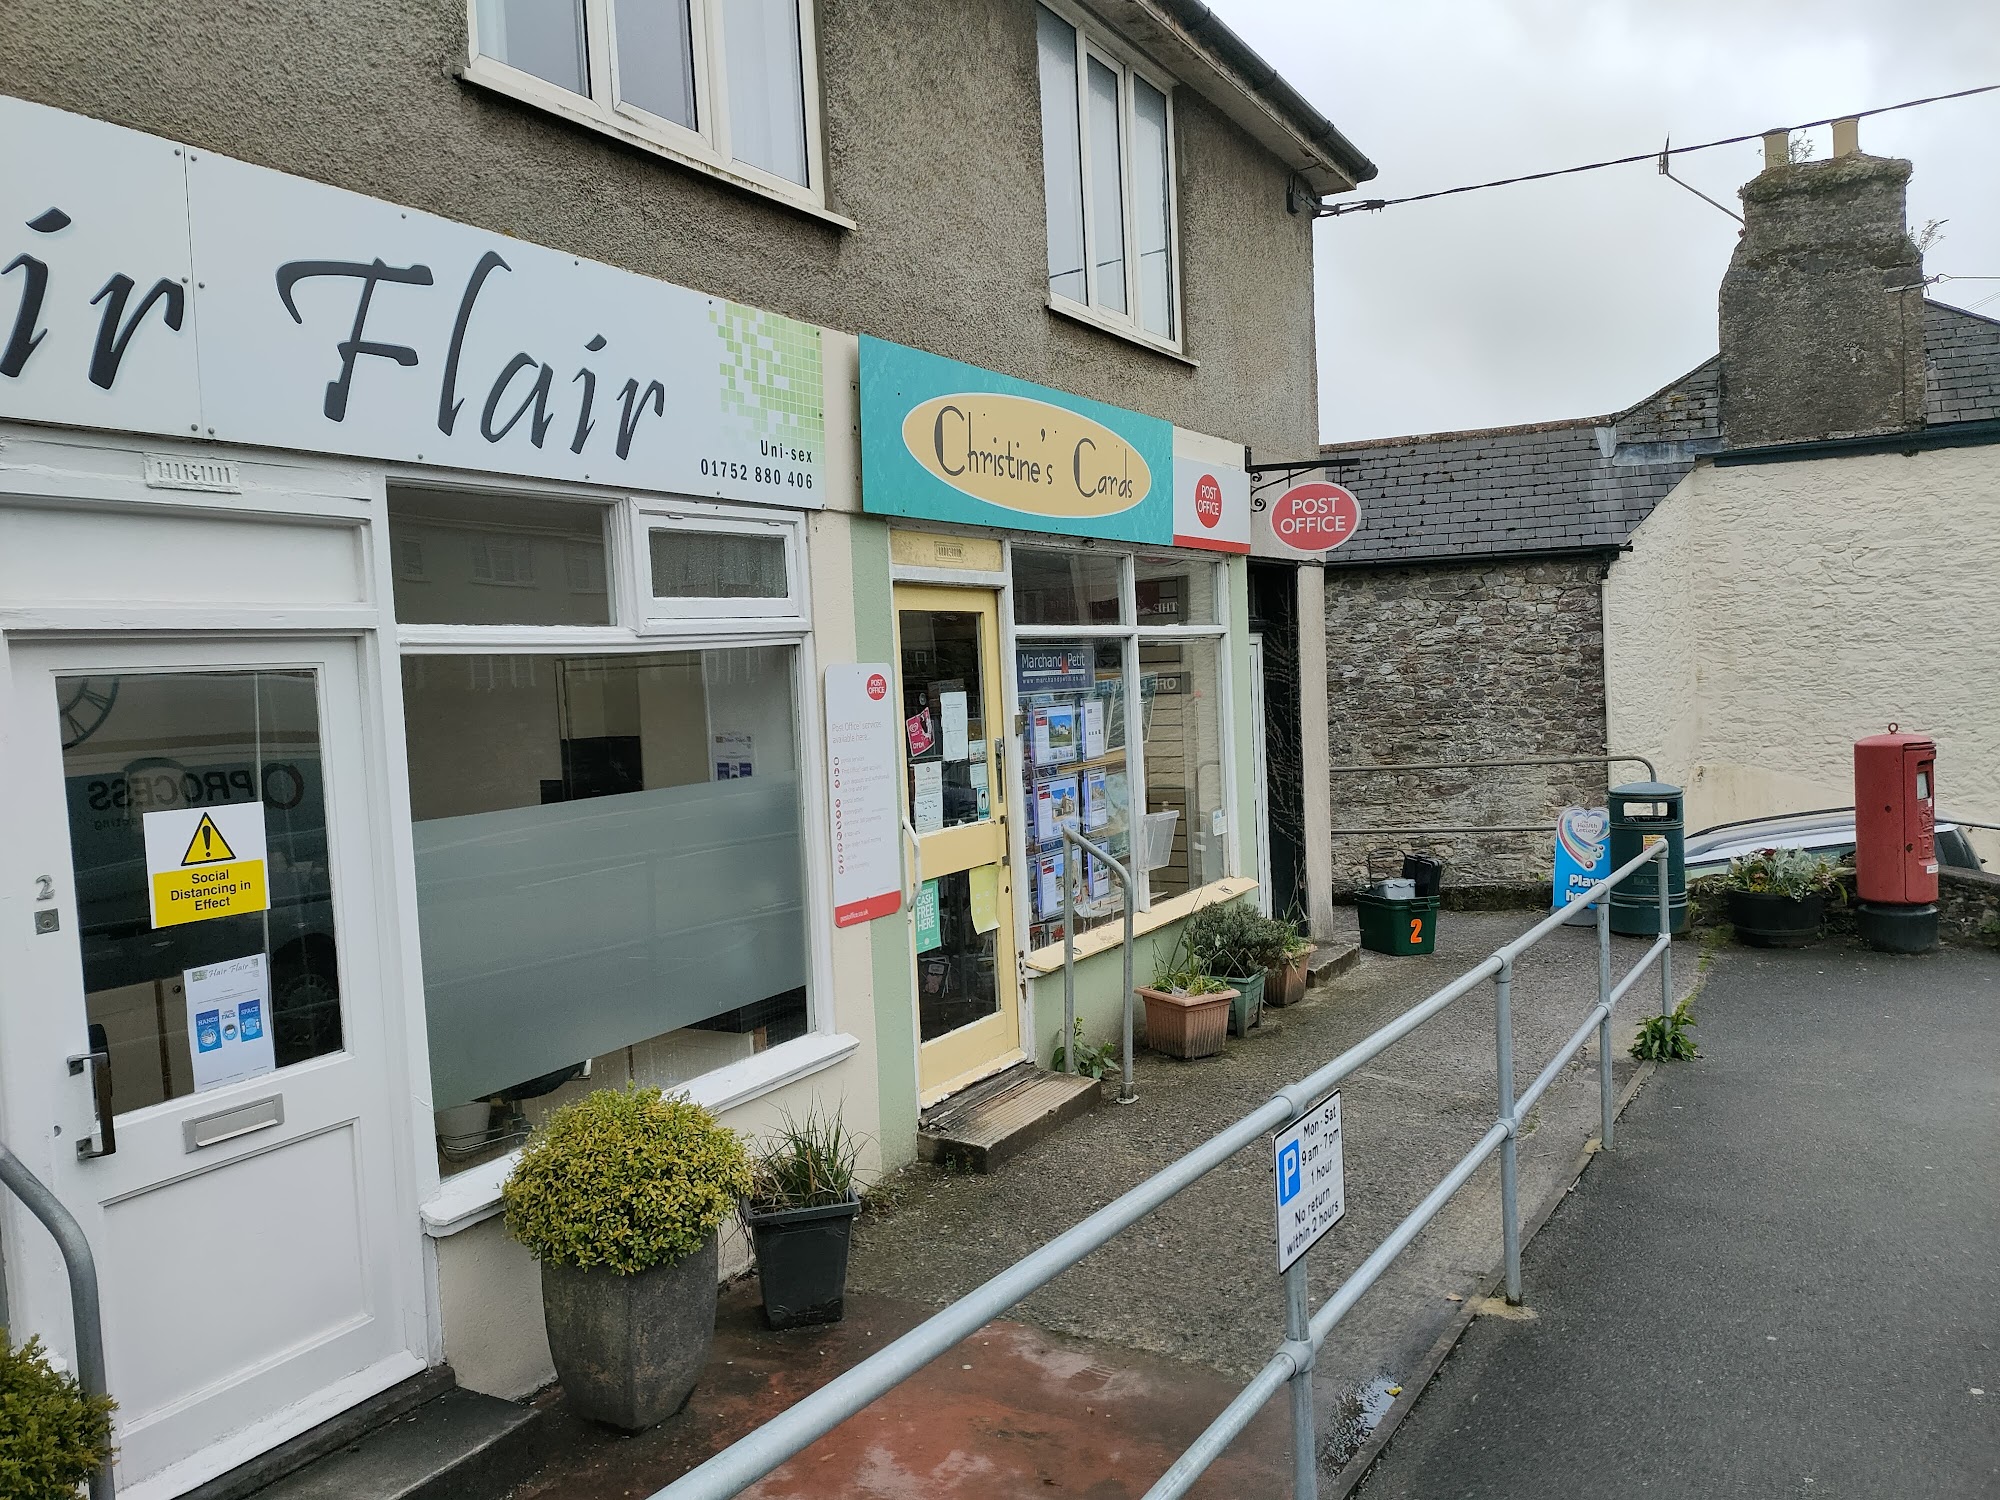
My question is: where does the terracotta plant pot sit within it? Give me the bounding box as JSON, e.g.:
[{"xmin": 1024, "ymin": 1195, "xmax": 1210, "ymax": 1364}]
[
  {"xmin": 1264, "ymin": 953, "xmax": 1310, "ymax": 1009},
  {"xmin": 1137, "ymin": 985, "xmax": 1235, "ymax": 1060}
]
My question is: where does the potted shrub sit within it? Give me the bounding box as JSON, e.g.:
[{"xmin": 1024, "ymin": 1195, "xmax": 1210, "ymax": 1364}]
[
  {"xmin": 1185, "ymin": 901, "xmax": 1290, "ymax": 1035},
  {"xmin": 742, "ymin": 1106, "xmax": 862, "ymax": 1331},
  {"xmin": 1720, "ymin": 847, "xmax": 1846, "ymax": 947},
  {"xmin": 0, "ymin": 1332, "xmax": 115, "ymax": 1498},
  {"xmin": 1266, "ymin": 913, "xmax": 1315, "ymax": 1010},
  {"xmin": 503, "ymin": 1086, "xmax": 751, "ymax": 1431},
  {"xmin": 1136, "ymin": 930, "xmax": 1236, "ymax": 1060}
]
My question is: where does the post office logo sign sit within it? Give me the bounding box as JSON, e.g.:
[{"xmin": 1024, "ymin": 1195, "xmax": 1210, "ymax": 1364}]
[
  {"xmin": 900, "ymin": 393, "xmax": 1150, "ymax": 519},
  {"xmin": 1269, "ymin": 481, "xmax": 1361, "ymax": 554}
]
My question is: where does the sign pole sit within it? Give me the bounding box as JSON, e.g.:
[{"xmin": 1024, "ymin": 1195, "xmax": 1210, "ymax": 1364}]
[{"xmin": 1286, "ymin": 1254, "xmax": 1317, "ymax": 1500}]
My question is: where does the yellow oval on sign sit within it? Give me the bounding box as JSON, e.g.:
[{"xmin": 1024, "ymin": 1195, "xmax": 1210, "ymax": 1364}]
[{"xmin": 901, "ymin": 394, "xmax": 1151, "ymax": 517}]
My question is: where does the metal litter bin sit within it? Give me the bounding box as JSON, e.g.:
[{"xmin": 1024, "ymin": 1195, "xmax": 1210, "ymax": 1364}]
[{"xmin": 1608, "ymin": 781, "xmax": 1688, "ymax": 935}]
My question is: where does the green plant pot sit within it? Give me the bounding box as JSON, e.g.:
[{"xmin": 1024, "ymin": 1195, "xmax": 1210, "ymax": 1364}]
[{"xmin": 1221, "ymin": 971, "xmax": 1265, "ymax": 1035}]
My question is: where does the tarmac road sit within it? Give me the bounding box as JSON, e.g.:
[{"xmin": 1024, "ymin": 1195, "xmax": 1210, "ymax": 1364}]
[{"xmin": 1356, "ymin": 938, "xmax": 2000, "ymax": 1499}]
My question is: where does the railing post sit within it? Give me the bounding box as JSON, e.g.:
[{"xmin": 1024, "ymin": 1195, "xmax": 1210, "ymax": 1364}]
[
  {"xmin": 1286, "ymin": 1257, "xmax": 1317, "ymax": 1500},
  {"xmin": 1657, "ymin": 842, "xmax": 1673, "ymax": 1022},
  {"xmin": 1061, "ymin": 830, "xmax": 1077, "ymax": 1076},
  {"xmin": 1493, "ymin": 955, "xmax": 1521, "ymax": 1304},
  {"xmin": 1119, "ymin": 866, "xmax": 1136, "ymax": 1104},
  {"xmin": 1596, "ymin": 895, "xmax": 1615, "ymax": 1152}
]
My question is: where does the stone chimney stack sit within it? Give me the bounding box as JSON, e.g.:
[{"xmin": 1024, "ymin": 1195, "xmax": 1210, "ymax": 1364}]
[{"xmin": 1718, "ymin": 121, "xmax": 1926, "ymax": 447}]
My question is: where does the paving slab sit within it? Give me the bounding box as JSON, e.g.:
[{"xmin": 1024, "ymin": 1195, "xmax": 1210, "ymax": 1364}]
[{"xmin": 1356, "ymin": 939, "xmax": 2000, "ymax": 1499}]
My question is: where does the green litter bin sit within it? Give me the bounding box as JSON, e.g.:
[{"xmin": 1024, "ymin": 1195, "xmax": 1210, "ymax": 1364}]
[
  {"xmin": 1608, "ymin": 781, "xmax": 1689, "ymax": 936},
  {"xmin": 1355, "ymin": 892, "xmax": 1441, "ymax": 955}
]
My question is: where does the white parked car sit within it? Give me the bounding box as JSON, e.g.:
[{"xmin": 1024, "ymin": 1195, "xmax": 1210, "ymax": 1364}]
[{"xmin": 1682, "ymin": 809, "xmax": 1984, "ymax": 881}]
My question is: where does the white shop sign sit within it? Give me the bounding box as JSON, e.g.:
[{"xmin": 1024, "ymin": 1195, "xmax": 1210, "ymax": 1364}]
[
  {"xmin": 0, "ymin": 95, "xmax": 823, "ymax": 505},
  {"xmin": 1274, "ymin": 1091, "xmax": 1346, "ymax": 1272},
  {"xmin": 824, "ymin": 664, "xmax": 905, "ymax": 927}
]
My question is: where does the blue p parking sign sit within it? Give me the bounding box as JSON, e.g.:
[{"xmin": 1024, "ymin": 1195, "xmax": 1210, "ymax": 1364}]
[
  {"xmin": 1273, "ymin": 1092, "xmax": 1345, "ymax": 1272},
  {"xmin": 1278, "ymin": 1140, "xmax": 1302, "ymax": 1205}
]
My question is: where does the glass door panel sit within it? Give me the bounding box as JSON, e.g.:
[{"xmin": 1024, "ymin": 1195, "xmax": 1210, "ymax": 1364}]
[{"xmin": 895, "ymin": 584, "xmax": 1020, "ymax": 1100}]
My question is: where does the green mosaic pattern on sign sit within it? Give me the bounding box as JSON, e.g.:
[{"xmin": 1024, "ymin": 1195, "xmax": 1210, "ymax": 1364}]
[{"xmin": 712, "ymin": 303, "xmax": 824, "ymax": 452}]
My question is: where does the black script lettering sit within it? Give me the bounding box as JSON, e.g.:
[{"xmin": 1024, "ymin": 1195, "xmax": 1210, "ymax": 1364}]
[
  {"xmin": 2, "ymin": 210, "xmax": 72, "ymax": 380},
  {"xmin": 1072, "ymin": 436, "xmax": 1095, "ymax": 497},
  {"xmin": 570, "ymin": 334, "xmax": 607, "ymax": 455},
  {"xmin": 87, "ymin": 274, "xmax": 185, "ymax": 391},
  {"xmin": 437, "ymin": 249, "xmax": 509, "ymax": 435},
  {"xmin": 615, "ymin": 377, "xmax": 665, "ymax": 460},
  {"xmin": 932, "ymin": 403, "xmax": 967, "ymax": 476},
  {"xmin": 481, "ymin": 353, "xmax": 557, "ymax": 446},
  {"xmin": 276, "ymin": 258, "xmax": 434, "ymax": 421}
]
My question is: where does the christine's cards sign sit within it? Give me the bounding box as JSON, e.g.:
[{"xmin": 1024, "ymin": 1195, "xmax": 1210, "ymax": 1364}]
[{"xmin": 0, "ymin": 96, "xmax": 823, "ymax": 504}]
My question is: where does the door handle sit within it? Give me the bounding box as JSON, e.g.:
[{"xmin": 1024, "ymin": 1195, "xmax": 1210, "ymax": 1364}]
[
  {"xmin": 901, "ymin": 818, "xmax": 922, "ymax": 912},
  {"xmin": 67, "ymin": 1049, "xmax": 115, "ymax": 1160}
]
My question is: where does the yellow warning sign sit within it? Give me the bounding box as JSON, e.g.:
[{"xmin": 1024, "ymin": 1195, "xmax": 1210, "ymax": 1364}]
[
  {"xmin": 143, "ymin": 803, "xmax": 271, "ymax": 929},
  {"xmin": 180, "ymin": 812, "xmax": 238, "ymax": 866}
]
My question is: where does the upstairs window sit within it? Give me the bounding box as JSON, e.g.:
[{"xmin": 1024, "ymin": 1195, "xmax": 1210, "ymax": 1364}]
[
  {"xmin": 1036, "ymin": 4, "xmax": 1179, "ymax": 345},
  {"xmin": 468, "ymin": 0, "xmax": 823, "ymax": 204}
]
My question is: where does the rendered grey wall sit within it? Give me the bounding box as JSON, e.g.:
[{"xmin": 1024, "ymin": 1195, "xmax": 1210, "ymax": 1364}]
[{"xmin": 3, "ymin": 0, "xmax": 1318, "ymax": 458}]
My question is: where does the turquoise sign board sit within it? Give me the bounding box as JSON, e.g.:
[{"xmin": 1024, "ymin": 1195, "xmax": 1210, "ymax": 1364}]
[
  {"xmin": 914, "ymin": 878, "xmax": 942, "ymax": 953},
  {"xmin": 859, "ymin": 335, "xmax": 1174, "ymax": 544}
]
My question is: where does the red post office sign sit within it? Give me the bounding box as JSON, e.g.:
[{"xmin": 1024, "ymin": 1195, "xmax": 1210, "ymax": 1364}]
[{"xmin": 1268, "ymin": 481, "xmax": 1360, "ymax": 554}]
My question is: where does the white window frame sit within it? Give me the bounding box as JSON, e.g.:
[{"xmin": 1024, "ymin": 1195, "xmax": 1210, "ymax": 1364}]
[
  {"xmin": 1036, "ymin": 1, "xmax": 1184, "ymax": 356},
  {"xmin": 462, "ymin": 0, "xmax": 841, "ymax": 224},
  {"xmin": 1002, "ymin": 539, "xmax": 1230, "ymax": 923},
  {"xmin": 384, "ymin": 475, "xmax": 845, "ymax": 1205},
  {"xmin": 632, "ymin": 497, "xmax": 810, "ymax": 632}
]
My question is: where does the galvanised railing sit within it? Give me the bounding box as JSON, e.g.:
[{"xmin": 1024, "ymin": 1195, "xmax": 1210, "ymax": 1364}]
[{"xmin": 656, "ymin": 843, "xmax": 1676, "ymax": 1500}]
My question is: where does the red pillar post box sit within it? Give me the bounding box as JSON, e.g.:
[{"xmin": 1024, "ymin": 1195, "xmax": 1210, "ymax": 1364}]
[{"xmin": 1853, "ymin": 726, "xmax": 1940, "ymax": 951}]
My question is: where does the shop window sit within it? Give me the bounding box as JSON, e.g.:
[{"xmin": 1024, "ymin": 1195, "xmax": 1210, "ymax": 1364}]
[
  {"xmin": 1134, "ymin": 555, "xmax": 1216, "ymax": 627},
  {"xmin": 1035, "ymin": 3, "xmax": 1180, "ymax": 345},
  {"xmin": 403, "ymin": 645, "xmax": 809, "ymax": 1173},
  {"xmin": 466, "ymin": 0, "xmax": 827, "ymax": 207},
  {"xmin": 636, "ymin": 510, "xmax": 806, "ymax": 627},
  {"xmin": 1012, "ymin": 545, "xmax": 1123, "ymax": 627},
  {"xmin": 1139, "ymin": 634, "xmax": 1227, "ymax": 899},
  {"xmin": 389, "ymin": 490, "xmax": 612, "ymax": 627},
  {"xmin": 1020, "ymin": 638, "xmax": 1130, "ymax": 948}
]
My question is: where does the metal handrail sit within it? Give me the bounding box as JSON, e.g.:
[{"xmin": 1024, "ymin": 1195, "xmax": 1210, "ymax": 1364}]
[
  {"xmin": 0, "ymin": 1143, "xmax": 113, "ymax": 1500},
  {"xmin": 1059, "ymin": 826, "xmax": 1137, "ymax": 1104},
  {"xmin": 655, "ymin": 843, "xmax": 1676, "ymax": 1500}
]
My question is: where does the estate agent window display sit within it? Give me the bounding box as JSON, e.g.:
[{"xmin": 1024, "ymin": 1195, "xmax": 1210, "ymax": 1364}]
[{"xmin": 1010, "ymin": 543, "xmax": 1231, "ymax": 951}]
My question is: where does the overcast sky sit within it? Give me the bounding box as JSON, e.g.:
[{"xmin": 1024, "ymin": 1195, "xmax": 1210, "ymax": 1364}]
[{"xmin": 1211, "ymin": 1, "xmax": 2000, "ymax": 443}]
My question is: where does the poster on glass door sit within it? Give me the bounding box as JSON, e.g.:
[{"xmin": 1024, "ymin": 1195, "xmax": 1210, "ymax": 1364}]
[{"xmin": 184, "ymin": 952, "xmax": 277, "ymax": 1092}]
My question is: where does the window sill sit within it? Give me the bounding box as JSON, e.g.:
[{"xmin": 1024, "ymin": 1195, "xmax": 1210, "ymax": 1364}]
[
  {"xmin": 1022, "ymin": 876, "xmax": 1257, "ymax": 974},
  {"xmin": 1046, "ymin": 296, "xmax": 1197, "ymax": 368},
  {"xmin": 419, "ymin": 1030, "xmax": 862, "ymax": 1238},
  {"xmin": 459, "ymin": 59, "xmax": 856, "ymax": 233}
]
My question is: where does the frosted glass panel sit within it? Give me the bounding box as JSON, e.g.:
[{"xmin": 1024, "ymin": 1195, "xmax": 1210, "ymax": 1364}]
[
  {"xmin": 1037, "ymin": 6, "xmax": 1086, "ymax": 302},
  {"xmin": 1132, "ymin": 76, "xmax": 1173, "ymax": 337},
  {"xmin": 415, "ymin": 776, "xmax": 806, "ymax": 1109},
  {"xmin": 1086, "ymin": 55, "xmax": 1126, "ymax": 314},
  {"xmin": 615, "ymin": 0, "xmax": 697, "ymax": 128}
]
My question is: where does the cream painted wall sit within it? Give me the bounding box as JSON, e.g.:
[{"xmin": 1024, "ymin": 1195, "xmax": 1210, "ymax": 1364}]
[{"xmin": 1605, "ymin": 444, "xmax": 2000, "ymax": 861}]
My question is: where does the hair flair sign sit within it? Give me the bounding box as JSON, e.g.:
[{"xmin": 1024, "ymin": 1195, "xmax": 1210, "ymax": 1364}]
[{"xmin": 0, "ymin": 95, "xmax": 824, "ymax": 505}]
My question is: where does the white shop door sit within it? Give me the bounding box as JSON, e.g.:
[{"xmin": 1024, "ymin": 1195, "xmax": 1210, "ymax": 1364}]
[{"xmin": 1, "ymin": 638, "xmax": 422, "ymax": 1499}]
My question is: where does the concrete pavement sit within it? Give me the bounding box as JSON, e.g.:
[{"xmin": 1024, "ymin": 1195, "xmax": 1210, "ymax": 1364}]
[{"xmin": 1356, "ymin": 939, "xmax": 2000, "ymax": 1499}]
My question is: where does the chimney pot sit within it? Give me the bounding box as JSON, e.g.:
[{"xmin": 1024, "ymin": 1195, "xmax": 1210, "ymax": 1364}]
[
  {"xmin": 1832, "ymin": 117, "xmax": 1861, "ymax": 157},
  {"xmin": 1761, "ymin": 130, "xmax": 1791, "ymax": 170}
]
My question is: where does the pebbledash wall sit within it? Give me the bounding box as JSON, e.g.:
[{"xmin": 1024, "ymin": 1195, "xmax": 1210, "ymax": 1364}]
[{"xmin": 1603, "ymin": 442, "xmax": 2000, "ymax": 861}]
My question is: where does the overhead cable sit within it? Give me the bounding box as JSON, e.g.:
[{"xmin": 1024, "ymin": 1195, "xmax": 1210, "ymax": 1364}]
[{"xmin": 1320, "ymin": 82, "xmax": 1999, "ymax": 218}]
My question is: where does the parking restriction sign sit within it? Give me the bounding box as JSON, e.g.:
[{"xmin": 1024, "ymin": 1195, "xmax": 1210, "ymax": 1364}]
[{"xmin": 1274, "ymin": 1091, "xmax": 1345, "ymax": 1272}]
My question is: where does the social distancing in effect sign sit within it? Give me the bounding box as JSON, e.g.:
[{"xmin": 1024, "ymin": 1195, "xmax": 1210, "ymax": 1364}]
[{"xmin": 143, "ymin": 802, "xmax": 271, "ymax": 928}]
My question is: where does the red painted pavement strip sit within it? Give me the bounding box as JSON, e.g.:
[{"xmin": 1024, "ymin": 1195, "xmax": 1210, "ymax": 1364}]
[{"xmin": 516, "ymin": 1283, "xmax": 1292, "ymax": 1500}]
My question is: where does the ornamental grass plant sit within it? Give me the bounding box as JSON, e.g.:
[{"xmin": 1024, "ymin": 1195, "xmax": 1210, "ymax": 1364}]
[
  {"xmin": 502, "ymin": 1086, "xmax": 751, "ymax": 1276},
  {"xmin": 746, "ymin": 1105, "xmax": 860, "ymax": 1215},
  {"xmin": 0, "ymin": 1332, "xmax": 114, "ymax": 1500}
]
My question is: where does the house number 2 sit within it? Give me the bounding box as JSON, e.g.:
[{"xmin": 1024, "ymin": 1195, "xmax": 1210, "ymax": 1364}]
[{"xmin": 34, "ymin": 876, "xmax": 54, "ymax": 902}]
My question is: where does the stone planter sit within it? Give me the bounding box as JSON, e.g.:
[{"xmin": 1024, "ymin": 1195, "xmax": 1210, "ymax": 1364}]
[
  {"xmin": 1724, "ymin": 888, "xmax": 1825, "ymax": 948},
  {"xmin": 1265, "ymin": 952, "xmax": 1310, "ymax": 1009},
  {"xmin": 745, "ymin": 1191, "xmax": 861, "ymax": 1330},
  {"xmin": 540, "ymin": 1233, "xmax": 719, "ymax": 1431},
  {"xmin": 1137, "ymin": 985, "xmax": 1235, "ymax": 1060}
]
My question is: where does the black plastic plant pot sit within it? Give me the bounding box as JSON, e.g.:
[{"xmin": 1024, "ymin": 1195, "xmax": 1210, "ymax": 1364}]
[
  {"xmin": 1723, "ymin": 889, "xmax": 1825, "ymax": 948},
  {"xmin": 745, "ymin": 1191, "xmax": 862, "ymax": 1330}
]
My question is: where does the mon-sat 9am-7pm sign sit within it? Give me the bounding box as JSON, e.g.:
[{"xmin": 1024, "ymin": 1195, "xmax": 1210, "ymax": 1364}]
[
  {"xmin": 859, "ymin": 335, "xmax": 1173, "ymax": 544},
  {"xmin": 0, "ymin": 96, "xmax": 823, "ymax": 504}
]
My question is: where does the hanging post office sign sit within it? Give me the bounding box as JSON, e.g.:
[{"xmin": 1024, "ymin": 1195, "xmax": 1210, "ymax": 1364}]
[
  {"xmin": 142, "ymin": 802, "xmax": 270, "ymax": 928},
  {"xmin": 0, "ymin": 95, "xmax": 823, "ymax": 506},
  {"xmin": 859, "ymin": 335, "xmax": 1173, "ymax": 544}
]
